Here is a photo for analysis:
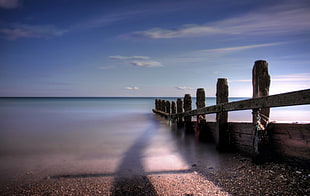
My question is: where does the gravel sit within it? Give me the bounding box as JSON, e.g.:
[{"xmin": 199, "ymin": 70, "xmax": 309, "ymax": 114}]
[{"xmin": 1, "ymin": 155, "xmax": 309, "ymax": 196}]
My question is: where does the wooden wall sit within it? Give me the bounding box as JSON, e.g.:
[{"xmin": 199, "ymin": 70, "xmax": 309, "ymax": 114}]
[{"xmin": 201, "ymin": 121, "xmax": 310, "ymax": 165}]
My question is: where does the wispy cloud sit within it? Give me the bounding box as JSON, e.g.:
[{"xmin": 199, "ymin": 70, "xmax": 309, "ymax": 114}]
[
  {"xmin": 273, "ymin": 73, "xmax": 310, "ymax": 82},
  {"xmin": 231, "ymin": 73, "xmax": 310, "ymax": 83},
  {"xmin": 69, "ymin": 2, "xmax": 193, "ymax": 33},
  {"xmin": 176, "ymin": 86, "xmax": 193, "ymax": 90},
  {"xmin": 0, "ymin": 24, "xmax": 67, "ymax": 40},
  {"xmin": 109, "ymin": 55, "xmax": 163, "ymax": 68},
  {"xmin": 170, "ymin": 42, "xmax": 284, "ymax": 66},
  {"xmin": 0, "ymin": 28, "xmax": 37, "ymax": 40},
  {"xmin": 199, "ymin": 43, "xmax": 284, "ymax": 54},
  {"xmin": 0, "ymin": 0, "xmax": 22, "ymax": 9},
  {"xmin": 127, "ymin": 3, "xmax": 310, "ymax": 39},
  {"xmin": 129, "ymin": 25, "xmax": 220, "ymax": 39},
  {"xmin": 130, "ymin": 60, "xmax": 162, "ymax": 68},
  {"xmin": 109, "ymin": 55, "xmax": 150, "ymax": 60},
  {"xmin": 124, "ymin": 86, "xmax": 139, "ymax": 90}
]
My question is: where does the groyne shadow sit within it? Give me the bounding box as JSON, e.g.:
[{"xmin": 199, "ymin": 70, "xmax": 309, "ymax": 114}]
[{"xmin": 110, "ymin": 114, "xmax": 159, "ymax": 196}]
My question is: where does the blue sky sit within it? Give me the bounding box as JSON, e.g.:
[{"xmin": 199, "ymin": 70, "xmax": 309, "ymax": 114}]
[{"xmin": 0, "ymin": 0, "xmax": 309, "ymax": 97}]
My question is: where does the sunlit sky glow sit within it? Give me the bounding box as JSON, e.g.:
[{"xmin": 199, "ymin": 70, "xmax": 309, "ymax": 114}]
[{"xmin": 0, "ymin": 0, "xmax": 309, "ymax": 97}]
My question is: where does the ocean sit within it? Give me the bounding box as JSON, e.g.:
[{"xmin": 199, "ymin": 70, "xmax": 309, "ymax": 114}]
[{"xmin": 0, "ymin": 97, "xmax": 309, "ymax": 183}]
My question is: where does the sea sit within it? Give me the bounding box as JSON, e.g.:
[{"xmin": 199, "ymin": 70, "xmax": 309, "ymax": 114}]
[{"xmin": 0, "ymin": 97, "xmax": 309, "ymax": 183}]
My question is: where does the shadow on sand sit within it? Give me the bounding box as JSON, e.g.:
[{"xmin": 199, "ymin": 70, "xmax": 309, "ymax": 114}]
[
  {"xmin": 110, "ymin": 114, "xmax": 159, "ymax": 196},
  {"xmin": 51, "ymin": 114, "xmax": 235, "ymax": 195}
]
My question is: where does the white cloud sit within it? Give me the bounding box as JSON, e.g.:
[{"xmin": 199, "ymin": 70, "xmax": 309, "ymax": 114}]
[
  {"xmin": 109, "ymin": 55, "xmax": 163, "ymax": 68},
  {"xmin": 176, "ymin": 86, "xmax": 193, "ymax": 90},
  {"xmin": 130, "ymin": 25, "xmax": 220, "ymax": 39},
  {"xmin": 124, "ymin": 86, "xmax": 139, "ymax": 90},
  {"xmin": 0, "ymin": 0, "xmax": 21, "ymax": 9},
  {"xmin": 127, "ymin": 3, "xmax": 310, "ymax": 39},
  {"xmin": 130, "ymin": 60, "xmax": 162, "ymax": 67},
  {"xmin": 109, "ymin": 55, "xmax": 150, "ymax": 60}
]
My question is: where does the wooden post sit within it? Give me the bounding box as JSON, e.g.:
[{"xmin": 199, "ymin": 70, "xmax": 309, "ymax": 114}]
[
  {"xmin": 155, "ymin": 99, "xmax": 158, "ymax": 110},
  {"xmin": 184, "ymin": 94, "xmax": 192, "ymax": 131},
  {"xmin": 161, "ymin": 100, "xmax": 165, "ymax": 112},
  {"xmin": 158, "ymin": 99, "xmax": 161, "ymax": 111},
  {"xmin": 177, "ymin": 98, "xmax": 183, "ymax": 124},
  {"xmin": 252, "ymin": 60, "xmax": 271, "ymax": 163},
  {"xmin": 252, "ymin": 60, "xmax": 270, "ymax": 125},
  {"xmin": 216, "ymin": 78, "xmax": 229, "ymax": 152},
  {"xmin": 196, "ymin": 88, "xmax": 206, "ymax": 117},
  {"xmin": 171, "ymin": 101, "xmax": 176, "ymax": 114},
  {"xmin": 157, "ymin": 99, "xmax": 161, "ymax": 111},
  {"xmin": 166, "ymin": 100, "xmax": 171, "ymax": 114}
]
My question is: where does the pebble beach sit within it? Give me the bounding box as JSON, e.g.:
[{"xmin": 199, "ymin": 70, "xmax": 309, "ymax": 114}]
[{"xmin": 1, "ymin": 154, "xmax": 309, "ymax": 196}]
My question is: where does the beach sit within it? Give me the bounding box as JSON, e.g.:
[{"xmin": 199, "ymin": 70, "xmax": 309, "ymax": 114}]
[
  {"xmin": 0, "ymin": 98, "xmax": 309, "ymax": 195},
  {"xmin": 1, "ymin": 153, "xmax": 309, "ymax": 195}
]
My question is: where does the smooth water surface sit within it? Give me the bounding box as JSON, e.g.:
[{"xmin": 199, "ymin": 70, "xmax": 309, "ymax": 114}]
[{"xmin": 0, "ymin": 97, "xmax": 308, "ymax": 184}]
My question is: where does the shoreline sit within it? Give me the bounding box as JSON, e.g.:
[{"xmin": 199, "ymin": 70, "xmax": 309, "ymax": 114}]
[{"xmin": 1, "ymin": 154, "xmax": 309, "ymax": 196}]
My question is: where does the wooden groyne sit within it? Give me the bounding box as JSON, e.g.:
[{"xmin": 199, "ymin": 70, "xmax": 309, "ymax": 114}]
[{"xmin": 153, "ymin": 60, "xmax": 310, "ymax": 166}]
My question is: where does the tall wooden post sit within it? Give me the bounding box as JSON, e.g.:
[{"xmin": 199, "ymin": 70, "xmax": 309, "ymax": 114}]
[
  {"xmin": 216, "ymin": 78, "xmax": 229, "ymax": 152},
  {"xmin": 177, "ymin": 98, "xmax": 183, "ymax": 124},
  {"xmin": 184, "ymin": 94, "xmax": 192, "ymax": 131},
  {"xmin": 252, "ymin": 60, "xmax": 270, "ymax": 126}
]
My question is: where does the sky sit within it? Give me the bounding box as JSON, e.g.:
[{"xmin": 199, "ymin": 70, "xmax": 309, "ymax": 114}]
[{"xmin": 0, "ymin": 0, "xmax": 309, "ymax": 97}]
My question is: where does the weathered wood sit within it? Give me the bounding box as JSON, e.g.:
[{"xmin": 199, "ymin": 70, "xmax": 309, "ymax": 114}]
[
  {"xmin": 196, "ymin": 88, "xmax": 206, "ymax": 109},
  {"xmin": 184, "ymin": 94, "xmax": 192, "ymax": 130},
  {"xmin": 177, "ymin": 98, "xmax": 183, "ymax": 123},
  {"xmin": 156, "ymin": 99, "xmax": 159, "ymax": 110},
  {"xmin": 156, "ymin": 99, "xmax": 160, "ymax": 111},
  {"xmin": 161, "ymin": 99, "xmax": 166, "ymax": 112},
  {"xmin": 196, "ymin": 88, "xmax": 206, "ymax": 118},
  {"xmin": 270, "ymin": 123, "xmax": 310, "ymax": 160},
  {"xmin": 216, "ymin": 78, "xmax": 229, "ymax": 151},
  {"xmin": 157, "ymin": 99, "xmax": 161, "ymax": 111},
  {"xmin": 252, "ymin": 60, "xmax": 270, "ymax": 125},
  {"xmin": 171, "ymin": 89, "xmax": 310, "ymax": 119},
  {"xmin": 171, "ymin": 101, "xmax": 176, "ymax": 114},
  {"xmin": 152, "ymin": 109, "xmax": 170, "ymax": 117},
  {"xmin": 166, "ymin": 100, "xmax": 171, "ymax": 114}
]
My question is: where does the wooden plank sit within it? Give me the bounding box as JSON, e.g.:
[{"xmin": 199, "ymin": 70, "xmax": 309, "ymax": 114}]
[
  {"xmin": 228, "ymin": 122, "xmax": 253, "ymax": 135},
  {"xmin": 223, "ymin": 89, "xmax": 310, "ymax": 111},
  {"xmin": 171, "ymin": 89, "xmax": 310, "ymax": 118},
  {"xmin": 152, "ymin": 109, "xmax": 170, "ymax": 118},
  {"xmin": 272, "ymin": 123, "xmax": 310, "ymax": 139},
  {"xmin": 272, "ymin": 140, "xmax": 310, "ymax": 159},
  {"xmin": 231, "ymin": 133, "xmax": 253, "ymax": 145}
]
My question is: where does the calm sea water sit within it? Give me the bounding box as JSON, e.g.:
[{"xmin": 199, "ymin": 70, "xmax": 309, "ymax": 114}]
[{"xmin": 0, "ymin": 97, "xmax": 309, "ymax": 183}]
